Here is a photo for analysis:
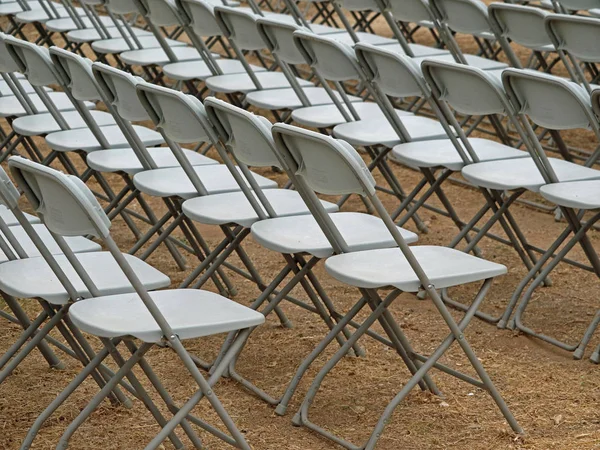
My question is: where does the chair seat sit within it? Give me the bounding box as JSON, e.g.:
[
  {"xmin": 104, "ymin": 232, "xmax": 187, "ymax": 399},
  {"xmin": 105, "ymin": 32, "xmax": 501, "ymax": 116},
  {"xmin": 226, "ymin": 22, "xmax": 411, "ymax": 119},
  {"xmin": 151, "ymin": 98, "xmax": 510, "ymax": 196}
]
[
  {"xmin": 0, "ymin": 92, "xmax": 95, "ymax": 118},
  {"xmin": 133, "ymin": 164, "xmax": 278, "ymax": 199},
  {"xmin": 245, "ymin": 87, "xmax": 362, "ymax": 111},
  {"xmin": 69, "ymin": 289, "xmax": 265, "ymax": 343},
  {"xmin": 391, "ymin": 138, "xmax": 528, "ymax": 171},
  {"xmin": 205, "ymin": 72, "xmax": 313, "ymax": 94},
  {"xmin": 67, "ymin": 26, "xmax": 152, "ymax": 44},
  {"xmin": 11, "ymin": 110, "xmax": 115, "ymax": 136},
  {"xmin": 0, "ymin": 223, "xmax": 100, "ymax": 263},
  {"xmin": 119, "ymin": 46, "xmax": 202, "ymax": 67},
  {"xmin": 163, "ymin": 59, "xmax": 265, "ymax": 81},
  {"xmin": 0, "ymin": 252, "xmax": 170, "ymax": 305},
  {"xmin": 250, "ymin": 212, "xmax": 418, "ymax": 258},
  {"xmin": 333, "ymin": 114, "xmax": 447, "ymax": 148},
  {"xmin": 87, "ymin": 147, "xmax": 218, "ymax": 174},
  {"xmin": 377, "ymin": 42, "xmax": 451, "ymax": 58},
  {"xmin": 0, "ymin": 205, "xmax": 40, "ymax": 226},
  {"xmin": 91, "ymin": 36, "xmax": 187, "ymax": 55},
  {"xmin": 325, "ymin": 246, "xmax": 507, "ymax": 292},
  {"xmin": 182, "ymin": 188, "xmax": 339, "ymax": 228},
  {"xmin": 329, "ymin": 31, "xmax": 397, "ymax": 46},
  {"xmin": 292, "ymin": 102, "xmax": 412, "ymax": 128},
  {"xmin": 0, "ymin": 78, "xmax": 49, "ymax": 96},
  {"xmin": 45, "ymin": 124, "xmax": 164, "ymax": 152},
  {"xmin": 540, "ymin": 180, "xmax": 600, "ymax": 210},
  {"xmin": 414, "ymin": 53, "xmax": 508, "ymax": 71},
  {"xmin": 45, "ymin": 15, "xmax": 121, "ymax": 33},
  {"xmin": 461, "ymin": 157, "xmax": 600, "ymax": 192}
]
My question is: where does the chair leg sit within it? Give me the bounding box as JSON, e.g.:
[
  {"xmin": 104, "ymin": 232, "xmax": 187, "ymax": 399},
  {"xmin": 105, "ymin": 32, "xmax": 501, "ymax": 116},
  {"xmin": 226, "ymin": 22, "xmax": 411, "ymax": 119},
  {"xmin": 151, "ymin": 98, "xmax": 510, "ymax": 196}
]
[{"xmin": 56, "ymin": 343, "xmax": 153, "ymax": 450}]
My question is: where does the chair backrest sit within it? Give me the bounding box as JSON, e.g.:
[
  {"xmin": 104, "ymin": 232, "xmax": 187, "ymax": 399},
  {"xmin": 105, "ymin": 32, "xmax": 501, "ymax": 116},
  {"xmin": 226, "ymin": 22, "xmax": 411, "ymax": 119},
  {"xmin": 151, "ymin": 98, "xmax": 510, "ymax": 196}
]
[
  {"xmin": 335, "ymin": 0, "xmax": 379, "ymax": 11},
  {"xmin": 502, "ymin": 68, "xmax": 597, "ymax": 131},
  {"xmin": 557, "ymin": 0, "xmax": 600, "ymax": 11},
  {"xmin": 588, "ymin": 87, "xmax": 600, "ymax": 121},
  {"xmin": 49, "ymin": 46, "xmax": 101, "ymax": 102},
  {"xmin": 272, "ymin": 123, "xmax": 376, "ymax": 198},
  {"xmin": 8, "ymin": 156, "xmax": 111, "ymax": 239},
  {"xmin": 3, "ymin": 36, "xmax": 60, "ymax": 87},
  {"xmin": 0, "ymin": 33, "xmax": 23, "ymax": 74},
  {"xmin": 489, "ymin": 3, "xmax": 552, "ymax": 51},
  {"xmin": 292, "ymin": 30, "xmax": 363, "ymax": 82},
  {"xmin": 135, "ymin": 81, "xmax": 214, "ymax": 144},
  {"xmin": 204, "ymin": 96, "xmax": 282, "ymax": 169},
  {"xmin": 421, "ymin": 59, "xmax": 509, "ymax": 117},
  {"xmin": 92, "ymin": 62, "xmax": 151, "ymax": 122},
  {"xmin": 134, "ymin": 0, "xmax": 182, "ymax": 27},
  {"xmin": 385, "ymin": 0, "xmax": 435, "ymax": 24},
  {"xmin": 105, "ymin": 0, "xmax": 140, "ymax": 15},
  {"xmin": 545, "ymin": 13, "xmax": 600, "ymax": 63},
  {"xmin": 256, "ymin": 17, "xmax": 307, "ymax": 65},
  {"xmin": 176, "ymin": 0, "xmax": 224, "ymax": 37},
  {"xmin": 214, "ymin": 6, "xmax": 265, "ymax": 51},
  {"xmin": 354, "ymin": 42, "xmax": 428, "ymax": 99},
  {"xmin": 430, "ymin": 0, "xmax": 494, "ymax": 38}
]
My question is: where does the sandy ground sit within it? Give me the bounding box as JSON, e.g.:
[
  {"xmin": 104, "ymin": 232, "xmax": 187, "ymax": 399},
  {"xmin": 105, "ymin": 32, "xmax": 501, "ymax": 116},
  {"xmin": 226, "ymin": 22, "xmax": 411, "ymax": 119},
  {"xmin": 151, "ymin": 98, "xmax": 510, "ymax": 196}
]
[{"xmin": 1, "ymin": 2, "xmax": 600, "ymax": 450}]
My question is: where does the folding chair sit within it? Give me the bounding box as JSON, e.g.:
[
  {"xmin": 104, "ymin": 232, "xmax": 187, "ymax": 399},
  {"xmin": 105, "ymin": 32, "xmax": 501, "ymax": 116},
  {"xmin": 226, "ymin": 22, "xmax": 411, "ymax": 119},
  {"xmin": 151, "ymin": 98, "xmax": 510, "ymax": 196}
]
[
  {"xmin": 0, "ymin": 159, "xmax": 171, "ymax": 422},
  {"xmin": 65, "ymin": 0, "xmax": 154, "ymax": 52},
  {"xmin": 495, "ymin": 72, "xmax": 600, "ymax": 357},
  {"xmin": 87, "ymin": 0, "xmax": 188, "ymax": 67},
  {"xmin": 267, "ymin": 122, "xmax": 521, "ymax": 449},
  {"xmin": 8, "ymin": 156, "xmax": 264, "ymax": 450},
  {"xmin": 354, "ymin": 44, "xmax": 528, "ymax": 269},
  {"xmin": 161, "ymin": 0, "xmax": 266, "ymax": 91},
  {"xmin": 203, "ymin": 6, "xmax": 314, "ymax": 98},
  {"xmin": 243, "ymin": 17, "xmax": 363, "ymax": 117},
  {"xmin": 545, "ymin": 13, "xmax": 600, "ymax": 94},
  {"xmin": 488, "ymin": 2, "xmax": 560, "ymax": 72}
]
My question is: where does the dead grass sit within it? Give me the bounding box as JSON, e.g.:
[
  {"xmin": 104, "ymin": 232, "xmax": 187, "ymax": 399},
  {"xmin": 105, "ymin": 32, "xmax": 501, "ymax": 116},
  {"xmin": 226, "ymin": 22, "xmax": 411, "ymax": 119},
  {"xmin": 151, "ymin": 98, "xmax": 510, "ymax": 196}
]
[{"xmin": 1, "ymin": 3, "xmax": 600, "ymax": 450}]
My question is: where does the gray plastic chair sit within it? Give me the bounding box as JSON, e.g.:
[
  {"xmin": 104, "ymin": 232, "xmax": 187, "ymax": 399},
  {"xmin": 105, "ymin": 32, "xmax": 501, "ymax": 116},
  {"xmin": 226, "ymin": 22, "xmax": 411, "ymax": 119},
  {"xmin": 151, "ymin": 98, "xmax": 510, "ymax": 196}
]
[
  {"xmin": 495, "ymin": 70, "xmax": 600, "ymax": 358},
  {"xmin": 8, "ymin": 155, "xmax": 263, "ymax": 450},
  {"xmin": 267, "ymin": 122, "xmax": 521, "ymax": 450},
  {"xmin": 488, "ymin": 2, "xmax": 559, "ymax": 71},
  {"xmin": 246, "ymin": 17, "xmax": 362, "ymax": 114},
  {"xmin": 204, "ymin": 6, "xmax": 314, "ymax": 96},
  {"xmin": 161, "ymin": 0, "xmax": 265, "ymax": 86},
  {"xmin": 545, "ymin": 13, "xmax": 600, "ymax": 94}
]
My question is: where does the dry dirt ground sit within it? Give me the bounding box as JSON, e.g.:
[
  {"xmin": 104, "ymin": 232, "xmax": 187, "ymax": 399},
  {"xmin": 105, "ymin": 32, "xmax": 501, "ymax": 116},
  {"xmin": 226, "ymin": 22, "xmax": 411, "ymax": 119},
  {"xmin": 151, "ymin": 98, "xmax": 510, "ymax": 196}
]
[{"xmin": 1, "ymin": 3, "xmax": 600, "ymax": 450}]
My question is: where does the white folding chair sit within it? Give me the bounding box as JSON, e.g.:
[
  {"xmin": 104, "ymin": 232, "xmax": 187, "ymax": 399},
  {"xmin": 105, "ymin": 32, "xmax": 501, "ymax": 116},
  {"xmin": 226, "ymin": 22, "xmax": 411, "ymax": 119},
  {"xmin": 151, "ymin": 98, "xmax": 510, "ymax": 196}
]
[
  {"xmin": 204, "ymin": 6, "xmax": 314, "ymax": 97},
  {"xmin": 488, "ymin": 2, "xmax": 560, "ymax": 72},
  {"xmin": 8, "ymin": 155, "xmax": 263, "ymax": 450},
  {"xmin": 495, "ymin": 70, "xmax": 600, "ymax": 357},
  {"xmin": 267, "ymin": 122, "xmax": 521, "ymax": 449}
]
